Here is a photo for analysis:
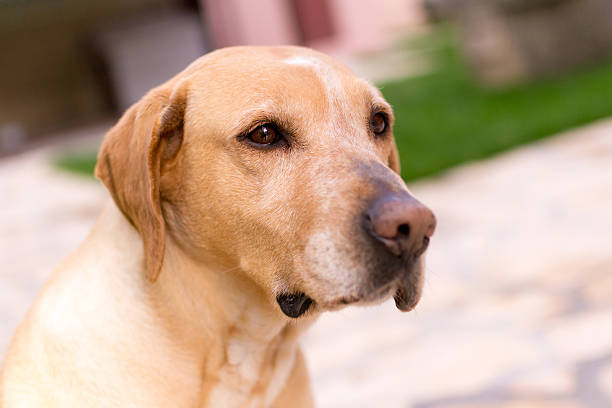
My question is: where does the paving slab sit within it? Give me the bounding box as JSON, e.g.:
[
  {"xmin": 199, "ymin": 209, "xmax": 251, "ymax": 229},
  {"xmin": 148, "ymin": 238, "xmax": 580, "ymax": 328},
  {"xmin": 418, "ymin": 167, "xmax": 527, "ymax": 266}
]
[{"xmin": 1, "ymin": 119, "xmax": 611, "ymax": 407}]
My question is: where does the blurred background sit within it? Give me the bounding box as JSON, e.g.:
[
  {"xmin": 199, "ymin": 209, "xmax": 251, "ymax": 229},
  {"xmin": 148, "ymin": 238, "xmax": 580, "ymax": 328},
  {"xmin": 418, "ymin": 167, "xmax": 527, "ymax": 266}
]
[{"xmin": 1, "ymin": 0, "xmax": 611, "ymax": 407}]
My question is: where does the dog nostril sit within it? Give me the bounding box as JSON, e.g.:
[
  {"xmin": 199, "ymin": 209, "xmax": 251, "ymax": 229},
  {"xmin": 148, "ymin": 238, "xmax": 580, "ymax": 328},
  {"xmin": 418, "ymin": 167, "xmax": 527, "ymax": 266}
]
[{"xmin": 397, "ymin": 223, "xmax": 410, "ymax": 237}]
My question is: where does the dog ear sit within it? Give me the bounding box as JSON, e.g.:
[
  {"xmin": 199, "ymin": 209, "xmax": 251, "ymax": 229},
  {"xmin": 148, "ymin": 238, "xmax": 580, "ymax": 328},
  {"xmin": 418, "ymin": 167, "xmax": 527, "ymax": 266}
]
[
  {"xmin": 95, "ymin": 81, "xmax": 188, "ymax": 283},
  {"xmin": 389, "ymin": 139, "xmax": 401, "ymax": 175}
]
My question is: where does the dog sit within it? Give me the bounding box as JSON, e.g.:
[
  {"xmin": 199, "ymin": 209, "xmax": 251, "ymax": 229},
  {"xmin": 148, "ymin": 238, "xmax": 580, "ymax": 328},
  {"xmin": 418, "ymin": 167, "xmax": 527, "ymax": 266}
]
[{"xmin": 0, "ymin": 46, "xmax": 436, "ymax": 407}]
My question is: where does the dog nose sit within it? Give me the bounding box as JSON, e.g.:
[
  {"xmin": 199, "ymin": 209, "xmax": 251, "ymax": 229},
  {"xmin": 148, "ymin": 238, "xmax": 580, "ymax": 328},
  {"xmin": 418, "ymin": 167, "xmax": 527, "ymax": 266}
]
[{"xmin": 363, "ymin": 192, "xmax": 436, "ymax": 258}]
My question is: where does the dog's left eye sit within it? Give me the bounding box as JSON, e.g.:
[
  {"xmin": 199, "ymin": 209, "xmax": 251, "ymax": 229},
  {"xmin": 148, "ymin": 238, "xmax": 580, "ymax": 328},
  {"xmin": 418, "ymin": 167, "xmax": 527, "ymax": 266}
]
[
  {"xmin": 370, "ymin": 113, "xmax": 388, "ymax": 135},
  {"xmin": 247, "ymin": 124, "xmax": 282, "ymax": 146}
]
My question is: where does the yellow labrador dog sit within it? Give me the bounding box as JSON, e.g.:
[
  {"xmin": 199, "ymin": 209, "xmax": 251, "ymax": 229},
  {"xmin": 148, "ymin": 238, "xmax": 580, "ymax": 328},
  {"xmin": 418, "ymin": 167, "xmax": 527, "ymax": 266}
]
[{"xmin": 0, "ymin": 46, "xmax": 435, "ymax": 407}]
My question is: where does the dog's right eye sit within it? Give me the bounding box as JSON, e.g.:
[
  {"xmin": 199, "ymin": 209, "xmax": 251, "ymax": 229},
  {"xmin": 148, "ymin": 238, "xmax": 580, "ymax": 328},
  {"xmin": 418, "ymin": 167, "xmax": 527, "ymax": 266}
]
[{"xmin": 246, "ymin": 124, "xmax": 282, "ymax": 146}]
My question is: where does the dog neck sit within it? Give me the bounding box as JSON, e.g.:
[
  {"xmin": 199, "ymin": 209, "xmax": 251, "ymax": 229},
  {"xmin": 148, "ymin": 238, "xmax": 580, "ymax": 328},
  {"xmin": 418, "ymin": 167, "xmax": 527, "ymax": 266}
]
[{"xmin": 100, "ymin": 202, "xmax": 315, "ymax": 406}]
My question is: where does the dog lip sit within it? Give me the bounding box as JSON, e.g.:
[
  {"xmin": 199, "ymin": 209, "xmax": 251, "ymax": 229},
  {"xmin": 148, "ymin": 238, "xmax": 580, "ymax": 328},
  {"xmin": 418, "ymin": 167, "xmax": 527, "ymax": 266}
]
[
  {"xmin": 393, "ymin": 285, "xmax": 419, "ymax": 312},
  {"xmin": 328, "ymin": 280, "xmax": 397, "ymax": 308},
  {"xmin": 276, "ymin": 292, "xmax": 313, "ymax": 318},
  {"xmin": 375, "ymin": 262, "xmax": 423, "ymax": 311}
]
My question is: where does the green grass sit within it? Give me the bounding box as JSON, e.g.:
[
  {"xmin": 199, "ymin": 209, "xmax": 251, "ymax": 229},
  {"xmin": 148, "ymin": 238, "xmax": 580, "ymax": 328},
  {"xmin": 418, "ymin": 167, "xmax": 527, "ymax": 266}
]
[
  {"xmin": 382, "ymin": 25, "xmax": 612, "ymax": 180},
  {"xmin": 55, "ymin": 151, "xmax": 98, "ymax": 177},
  {"xmin": 55, "ymin": 25, "xmax": 612, "ymax": 180}
]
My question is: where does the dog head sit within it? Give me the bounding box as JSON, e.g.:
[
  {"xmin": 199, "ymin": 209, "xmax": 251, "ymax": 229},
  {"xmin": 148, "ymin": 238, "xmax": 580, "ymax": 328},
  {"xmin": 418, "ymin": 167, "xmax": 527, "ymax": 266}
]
[{"xmin": 95, "ymin": 46, "xmax": 436, "ymax": 318}]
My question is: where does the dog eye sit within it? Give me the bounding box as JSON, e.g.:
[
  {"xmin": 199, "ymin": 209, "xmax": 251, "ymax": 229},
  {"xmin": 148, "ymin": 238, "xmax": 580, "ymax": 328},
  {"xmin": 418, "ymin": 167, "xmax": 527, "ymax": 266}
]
[
  {"xmin": 247, "ymin": 124, "xmax": 281, "ymax": 146},
  {"xmin": 370, "ymin": 113, "xmax": 388, "ymax": 135}
]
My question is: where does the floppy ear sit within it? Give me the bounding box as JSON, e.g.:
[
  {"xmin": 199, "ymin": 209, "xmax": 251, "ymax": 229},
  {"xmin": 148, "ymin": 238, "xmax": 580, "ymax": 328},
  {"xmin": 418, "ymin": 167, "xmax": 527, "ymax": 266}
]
[
  {"xmin": 389, "ymin": 138, "xmax": 401, "ymax": 175},
  {"xmin": 95, "ymin": 81, "xmax": 188, "ymax": 283}
]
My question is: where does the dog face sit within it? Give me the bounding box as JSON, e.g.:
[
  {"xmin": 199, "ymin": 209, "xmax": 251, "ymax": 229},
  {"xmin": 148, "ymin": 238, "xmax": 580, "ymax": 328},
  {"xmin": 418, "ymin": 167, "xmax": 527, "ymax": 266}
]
[{"xmin": 96, "ymin": 46, "xmax": 435, "ymax": 318}]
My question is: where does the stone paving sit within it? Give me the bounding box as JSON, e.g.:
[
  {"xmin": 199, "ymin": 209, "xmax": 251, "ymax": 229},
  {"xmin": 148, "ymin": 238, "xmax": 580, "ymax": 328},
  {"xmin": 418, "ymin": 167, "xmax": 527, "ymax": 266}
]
[{"xmin": 1, "ymin": 120, "xmax": 611, "ymax": 407}]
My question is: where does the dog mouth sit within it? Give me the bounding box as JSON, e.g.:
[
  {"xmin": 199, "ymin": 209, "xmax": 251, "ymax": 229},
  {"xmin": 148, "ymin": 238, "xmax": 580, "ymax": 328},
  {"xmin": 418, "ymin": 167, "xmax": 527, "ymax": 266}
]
[
  {"xmin": 312, "ymin": 264, "xmax": 424, "ymax": 314},
  {"xmin": 277, "ymin": 256, "xmax": 425, "ymax": 318},
  {"xmin": 362, "ymin": 277, "xmax": 422, "ymax": 312},
  {"xmin": 276, "ymin": 278, "xmax": 421, "ymax": 318}
]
